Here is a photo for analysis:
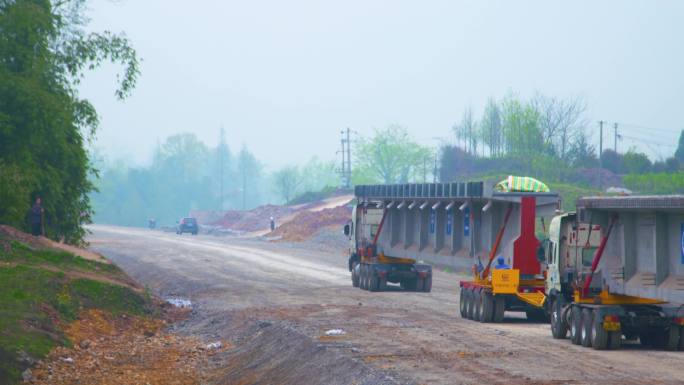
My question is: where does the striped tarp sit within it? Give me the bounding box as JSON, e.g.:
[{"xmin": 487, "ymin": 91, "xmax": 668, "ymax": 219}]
[{"xmin": 495, "ymin": 176, "xmax": 550, "ymax": 193}]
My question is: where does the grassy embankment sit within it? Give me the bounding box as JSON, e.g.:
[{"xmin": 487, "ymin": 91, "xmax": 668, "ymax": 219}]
[{"xmin": 0, "ymin": 235, "xmax": 155, "ymax": 385}]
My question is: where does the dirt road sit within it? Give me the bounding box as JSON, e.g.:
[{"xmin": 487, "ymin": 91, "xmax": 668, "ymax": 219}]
[{"xmin": 88, "ymin": 225, "xmax": 684, "ymax": 385}]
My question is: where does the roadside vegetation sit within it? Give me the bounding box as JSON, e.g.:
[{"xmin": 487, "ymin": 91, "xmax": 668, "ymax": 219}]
[
  {"xmin": 0, "ymin": 231, "xmax": 154, "ymax": 384},
  {"xmin": 0, "ymin": 0, "xmax": 139, "ymax": 244}
]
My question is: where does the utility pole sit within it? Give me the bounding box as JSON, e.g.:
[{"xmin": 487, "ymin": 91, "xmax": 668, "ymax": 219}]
[
  {"xmin": 346, "ymin": 127, "xmax": 351, "ymax": 188},
  {"xmin": 614, "ymin": 122, "xmax": 618, "ymax": 153},
  {"xmin": 433, "ymin": 152, "xmax": 438, "ymax": 183},
  {"xmin": 598, "ymin": 120, "xmax": 604, "ymax": 191}
]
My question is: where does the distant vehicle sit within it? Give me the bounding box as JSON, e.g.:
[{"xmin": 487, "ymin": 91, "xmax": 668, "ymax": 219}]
[
  {"xmin": 148, "ymin": 218, "xmax": 157, "ymax": 229},
  {"xmin": 176, "ymin": 217, "xmax": 198, "ymax": 235}
]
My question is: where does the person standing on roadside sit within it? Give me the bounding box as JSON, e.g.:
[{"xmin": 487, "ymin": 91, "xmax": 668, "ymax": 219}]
[{"xmin": 30, "ymin": 197, "xmax": 44, "ymax": 236}]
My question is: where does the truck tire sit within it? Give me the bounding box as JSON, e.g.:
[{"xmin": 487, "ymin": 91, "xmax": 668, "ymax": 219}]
[
  {"xmin": 482, "ymin": 292, "xmax": 494, "ymax": 323},
  {"xmin": 609, "ymin": 331, "xmax": 622, "ymax": 350},
  {"xmin": 679, "ymin": 326, "xmax": 684, "ymax": 351},
  {"xmin": 581, "ymin": 308, "xmax": 593, "ymax": 347},
  {"xmin": 466, "ymin": 289, "xmax": 476, "ymax": 320},
  {"xmin": 459, "ymin": 288, "xmax": 467, "ymax": 318},
  {"xmin": 473, "ymin": 290, "xmax": 483, "ymax": 322},
  {"xmin": 369, "ymin": 270, "xmax": 379, "ymax": 292},
  {"xmin": 665, "ymin": 327, "xmax": 680, "ymax": 351},
  {"xmin": 351, "ymin": 263, "xmax": 359, "ymax": 288},
  {"xmin": 378, "ymin": 277, "xmax": 387, "ymax": 291},
  {"xmin": 570, "ymin": 306, "xmax": 582, "ymax": 345},
  {"xmin": 493, "ymin": 295, "xmax": 505, "ymax": 323},
  {"xmin": 416, "ymin": 277, "xmax": 425, "ymax": 292},
  {"xmin": 551, "ymin": 299, "xmax": 568, "ymax": 339},
  {"xmin": 360, "ymin": 265, "xmax": 368, "ymax": 290},
  {"xmin": 422, "ymin": 275, "xmax": 432, "ymax": 293},
  {"xmin": 591, "ymin": 309, "xmax": 609, "ymax": 350}
]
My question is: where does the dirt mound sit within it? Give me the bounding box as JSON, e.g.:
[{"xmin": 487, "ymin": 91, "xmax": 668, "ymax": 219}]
[
  {"xmin": 269, "ymin": 205, "xmax": 351, "ymax": 242},
  {"xmin": 211, "ymin": 204, "xmax": 295, "ymax": 232},
  {"xmin": 0, "ymin": 224, "xmax": 108, "ymax": 263}
]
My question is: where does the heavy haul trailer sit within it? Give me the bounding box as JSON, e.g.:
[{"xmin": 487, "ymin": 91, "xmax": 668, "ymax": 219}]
[
  {"xmin": 547, "ymin": 195, "xmax": 684, "ymax": 350},
  {"xmin": 458, "ymin": 192, "xmax": 560, "ymax": 323},
  {"xmin": 345, "ymin": 182, "xmax": 558, "ymax": 294}
]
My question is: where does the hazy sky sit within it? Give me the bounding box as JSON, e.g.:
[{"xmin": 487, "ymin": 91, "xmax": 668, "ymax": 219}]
[{"xmin": 80, "ymin": 0, "xmax": 684, "ymax": 170}]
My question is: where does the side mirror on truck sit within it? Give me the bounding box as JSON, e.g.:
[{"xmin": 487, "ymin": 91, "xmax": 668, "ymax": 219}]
[{"xmin": 343, "ymin": 223, "xmax": 350, "ymax": 237}]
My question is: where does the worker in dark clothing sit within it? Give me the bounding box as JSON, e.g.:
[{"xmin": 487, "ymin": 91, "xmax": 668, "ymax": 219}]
[
  {"xmin": 270, "ymin": 216, "xmax": 276, "ymax": 231},
  {"xmin": 30, "ymin": 197, "xmax": 44, "ymax": 236},
  {"xmin": 494, "ymin": 255, "xmax": 511, "ymax": 270}
]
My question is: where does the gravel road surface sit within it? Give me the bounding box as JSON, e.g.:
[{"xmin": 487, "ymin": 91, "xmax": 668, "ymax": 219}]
[{"xmin": 88, "ymin": 225, "xmax": 684, "ymax": 385}]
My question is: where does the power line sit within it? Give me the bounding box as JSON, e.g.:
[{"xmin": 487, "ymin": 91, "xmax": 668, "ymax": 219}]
[
  {"xmin": 615, "ymin": 122, "xmax": 681, "ymax": 135},
  {"xmin": 619, "ymin": 134, "xmax": 677, "ymax": 148}
]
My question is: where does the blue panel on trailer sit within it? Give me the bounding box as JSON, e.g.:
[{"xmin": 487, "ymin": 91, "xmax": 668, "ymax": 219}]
[
  {"xmin": 446, "ymin": 211, "xmax": 453, "ymax": 235},
  {"xmin": 464, "ymin": 207, "xmax": 470, "ymax": 236},
  {"xmin": 430, "ymin": 209, "xmax": 436, "ymax": 234}
]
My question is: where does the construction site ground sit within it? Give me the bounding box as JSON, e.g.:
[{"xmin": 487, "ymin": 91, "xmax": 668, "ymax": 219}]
[{"xmin": 88, "ymin": 225, "xmax": 684, "ymax": 385}]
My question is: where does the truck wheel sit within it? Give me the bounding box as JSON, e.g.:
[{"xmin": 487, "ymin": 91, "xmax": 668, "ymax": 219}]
[
  {"xmin": 609, "ymin": 331, "xmax": 622, "ymax": 350},
  {"xmin": 466, "ymin": 289, "xmax": 476, "ymax": 320},
  {"xmin": 665, "ymin": 327, "xmax": 680, "ymax": 351},
  {"xmin": 551, "ymin": 299, "xmax": 568, "ymax": 339},
  {"xmin": 493, "ymin": 295, "xmax": 505, "ymax": 323},
  {"xmin": 378, "ymin": 277, "xmax": 387, "ymax": 291},
  {"xmin": 679, "ymin": 327, "xmax": 684, "ymax": 351},
  {"xmin": 351, "ymin": 263, "xmax": 359, "ymax": 287},
  {"xmin": 581, "ymin": 308, "xmax": 593, "ymax": 347},
  {"xmin": 360, "ymin": 265, "xmax": 368, "ymax": 290},
  {"xmin": 473, "ymin": 290, "xmax": 483, "ymax": 322},
  {"xmin": 459, "ymin": 288, "xmax": 467, "ymax": 318},
  {"xmin": 416, "ymin": 277, "xmax": 425, "ymax": 292},
  {"xmin": 591, "ymin": 309, "xmax": 609, "ymax": 350},
  {"xmin": 422, "ymin": 275, "xmax": 432, "ymax": 293},
  {"xmin": 482, "ymin": 292, "xmax": 494, "ymax": 323},
  {"xmin": 570, "ymin": 306, "xmax": 582, "ymax": 345},
  {"xmin": 369, "ymin": 269, "xmax": 379, "ymax": 292}
]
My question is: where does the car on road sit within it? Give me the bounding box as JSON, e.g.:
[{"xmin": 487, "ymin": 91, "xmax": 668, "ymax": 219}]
[{"xmin": 176, "ymin": 217, "xmax": 198, "ymax": 235}]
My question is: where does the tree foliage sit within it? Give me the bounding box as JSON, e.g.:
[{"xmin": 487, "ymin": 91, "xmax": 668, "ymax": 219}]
[
  {"xmin": 92, "ymin": 135, "xmax": 268, "ymax": 226},
  {"xmin": 273, "ymin": 166, "xmax": 301, "ymax": 203},
  {"xmin": 675, "ymin": 130, "xmax": 684, "ymax": 163},
  {"xmin": 0, "ymin": 0, "xmax": 139, "ymax": 243},
  {"xmin": 355, "ymin": 125, "xmax": 433, "ymax": 184}
]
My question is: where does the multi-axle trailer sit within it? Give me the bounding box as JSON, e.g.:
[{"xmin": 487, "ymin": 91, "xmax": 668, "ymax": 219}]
[
  {"xmin": 346, "ymin": 182, "xmax": 684, "ymax": 350},
  {"xmin": 344, "ymin": 182, "xmax": 559, "ymax": 295},
  {"xmin": 546, "ymin": 196, "xmax": 684, "ymax": 350}
]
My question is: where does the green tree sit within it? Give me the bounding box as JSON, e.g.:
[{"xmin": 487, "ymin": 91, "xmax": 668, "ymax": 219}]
[
  {"xmin": 355, "ymin": 125, "xmax": 432, "ymax": 183},
  {"xmin": 623, "ymin": 149, "xmax": 652, "ymax": 174},
  {"xmin": 237, "ymin": 145, "xmax": 262, "ymax": 209},
  {"xmin": 300, "ymin": 157, "xmax": 338, "ymax": 192},
  {"xmin": 479, "ymin": 98, "xmax": 502, "ymax": 157},
  {"xmin": 0, "ymin": 0, "xmax": 139, "ymax": 243},
  {"xmin": 273, "ymin": 166, "xmax": 302, "ymax": 203},
  {"xmin": 675, "ymin": 130, "xmax": 684, "ymax": 163}
]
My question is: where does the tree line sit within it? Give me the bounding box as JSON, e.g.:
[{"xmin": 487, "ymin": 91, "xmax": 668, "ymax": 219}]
[{"xmin": 91, "ymin": 132, "xmax": 340, "ymax": 226}]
